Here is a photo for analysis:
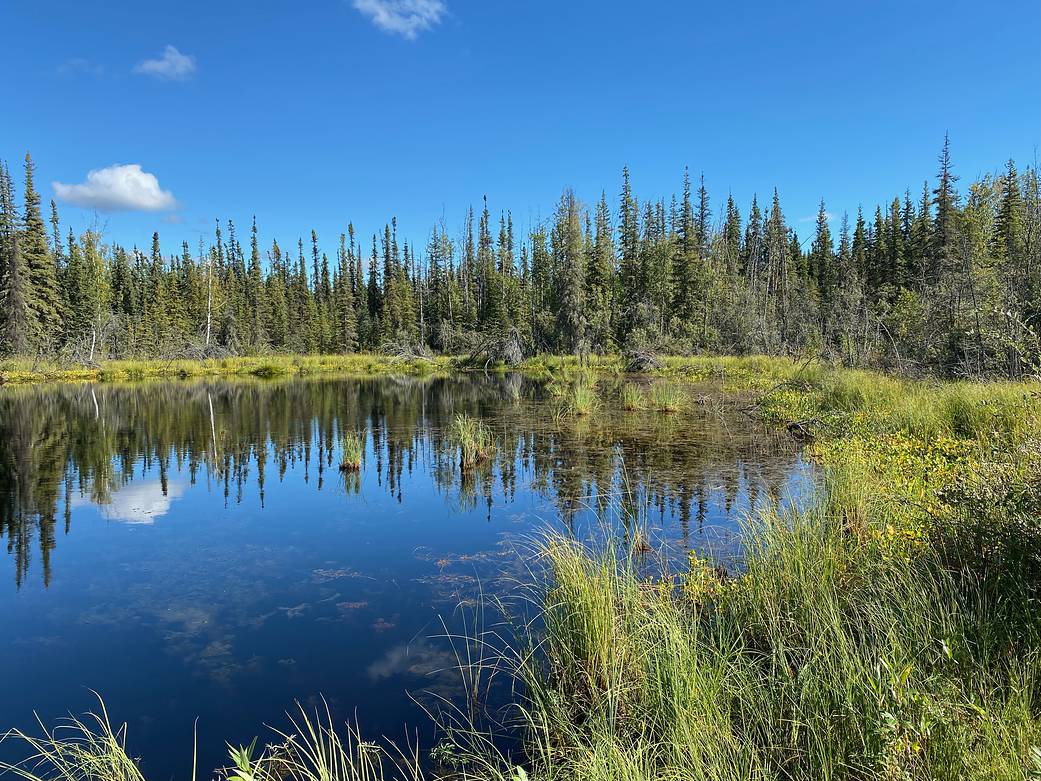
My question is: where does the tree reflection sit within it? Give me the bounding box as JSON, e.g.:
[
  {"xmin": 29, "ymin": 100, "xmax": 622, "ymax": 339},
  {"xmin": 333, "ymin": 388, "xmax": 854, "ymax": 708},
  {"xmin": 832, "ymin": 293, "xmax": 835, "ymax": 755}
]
[{"xmin": 0, "ymin": 374, "xmax": 811, "ymax": 587}]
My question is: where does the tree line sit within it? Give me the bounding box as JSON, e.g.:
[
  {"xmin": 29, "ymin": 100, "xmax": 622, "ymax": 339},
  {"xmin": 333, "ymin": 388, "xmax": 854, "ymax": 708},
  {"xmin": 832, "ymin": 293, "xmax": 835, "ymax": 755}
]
[{"xmin": 1, "ymin": 136, "xmax": 1037, "ymax": 377}]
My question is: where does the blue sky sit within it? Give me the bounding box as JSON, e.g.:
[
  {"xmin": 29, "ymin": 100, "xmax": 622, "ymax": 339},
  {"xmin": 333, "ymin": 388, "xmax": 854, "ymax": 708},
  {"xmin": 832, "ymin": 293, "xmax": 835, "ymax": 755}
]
[{"xmin": 2, "ymin": 0, "xmax": 1039, "ymax": 255}]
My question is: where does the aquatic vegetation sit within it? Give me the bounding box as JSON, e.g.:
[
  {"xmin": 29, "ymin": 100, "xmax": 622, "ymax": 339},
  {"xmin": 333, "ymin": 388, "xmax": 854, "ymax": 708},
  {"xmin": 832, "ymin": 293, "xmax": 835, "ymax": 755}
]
[
  {"xmin": 449, "ymin": 413, "xmax": 495, "ymax": 468},
  {"xmin": 0, "ymin": 354, "xmax": 455, "ymax": 386},
  {"xmin": 648, "ymin": 382, "xmax": 685, "ymax": 412},
  {"xmin": 0, "ymin": 698, "xmax": 147, "ymax": 781},
  {"xmin": 494, "ymin": 496, "xmax": 1041, "ymax": 779},
  {"xmin": 620, "ymin": 384, "xmax": 645, "ymax": 410},
  {"xmin": 0, "ymin": 697, "xmax": 424, "ymax": 781},
  {"xmin": 339, "ymin": 431, "xmax": 364, "ymax": 471},
  {"xmin": 564, "ymin": 379, "xmax": 599, "ymax": 416},
  {"xmin": 464, "ymin": 367, "xmax": 1041, "ymax": 780}
]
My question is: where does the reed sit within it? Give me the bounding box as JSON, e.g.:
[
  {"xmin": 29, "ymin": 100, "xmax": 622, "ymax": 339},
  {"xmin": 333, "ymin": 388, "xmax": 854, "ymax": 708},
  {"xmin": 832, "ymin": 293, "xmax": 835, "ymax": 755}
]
[
  {"xmin": 339, "ymin": 431, "xmax": 364, "ymax": 472},
  {"xmin": 620, "ymin": 384, "xmax": 645, "ymax": 410},
  {"xmin": 565, "ymin": 380, "xmax": 599, "ymax": 416},
  {"xmin": 648, "ymin": 382, "xmax": 684, "ymax": 412},
  {"xmin": 449, "ymin": 413, "xmax": 495, "ymax": 468}
]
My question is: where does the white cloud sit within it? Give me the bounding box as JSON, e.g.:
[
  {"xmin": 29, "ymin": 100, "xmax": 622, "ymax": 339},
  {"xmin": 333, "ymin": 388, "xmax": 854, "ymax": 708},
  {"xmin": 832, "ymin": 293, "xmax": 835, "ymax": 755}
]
[
  {"xmin": 54, "ymin": 164, "xmax": 178, "ymax": 212},
  {"xmin": 352, "ymin": 0, "xmax": 446, "ymax": 39},
  {"xmin": 133, "ymin": 45, "xmax": 197, "ymax": 80},
  {"xmin": 799, "ymin": 211, "xmax": 835, "ymax": 223},
  {"xmin": 72, "ymin": 480, "xmax": 186, "ymax": 524}
]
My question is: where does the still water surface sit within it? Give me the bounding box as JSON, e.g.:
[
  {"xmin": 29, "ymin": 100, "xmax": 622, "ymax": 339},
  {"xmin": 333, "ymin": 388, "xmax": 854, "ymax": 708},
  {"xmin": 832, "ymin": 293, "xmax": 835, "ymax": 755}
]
[{"xmin": 0, "ymin": 374, "xmax": 813, "ymax": 778}]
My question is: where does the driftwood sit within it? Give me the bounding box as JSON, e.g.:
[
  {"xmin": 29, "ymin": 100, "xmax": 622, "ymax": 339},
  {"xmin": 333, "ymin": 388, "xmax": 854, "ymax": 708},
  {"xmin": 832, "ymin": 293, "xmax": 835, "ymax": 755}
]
[
  {"xmin": 785, "ymin": 418, "xmax": 821, "ymax": 440},
  {"xmin": 623, "ymin": 348, "xmax": 663, "ymax": 373},
  {"xmin": 379, "ymin": 337, "xmax": 433, "ymax": 362},
  {"xmin": 460, "ymin": 328, "xmax": 524, "ymax": 371}
]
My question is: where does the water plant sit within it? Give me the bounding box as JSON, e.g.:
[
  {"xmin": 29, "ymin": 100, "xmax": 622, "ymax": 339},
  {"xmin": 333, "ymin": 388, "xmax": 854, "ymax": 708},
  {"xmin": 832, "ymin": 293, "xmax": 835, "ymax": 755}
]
[
  {"xmin": 620, "ymin": 384, "xmax": 645, "ymax": 411},
  {"xmin": 449, "ymin": 413, "xmax": 495, "ymax": 468},
  {"xmin": 565, "ymin": 380, "xmax": 598, "ymax": 416},
  {"xmin": 0, "ymin": 697, "xmax": 425, "ymax": 781},
  {"xmin": 339, "ymin": 431, "xmax": 364, "ymax": 472},
  {"xmin": 648, "ymin": 382, "xmax": 684, "ymax": 412}
]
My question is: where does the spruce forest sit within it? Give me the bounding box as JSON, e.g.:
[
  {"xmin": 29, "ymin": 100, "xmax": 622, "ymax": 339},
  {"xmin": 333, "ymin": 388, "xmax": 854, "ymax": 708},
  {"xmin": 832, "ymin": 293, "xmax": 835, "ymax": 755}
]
[{"xmin": 1, "ymin": 136, "xmax": 1038, "ymax": 378}]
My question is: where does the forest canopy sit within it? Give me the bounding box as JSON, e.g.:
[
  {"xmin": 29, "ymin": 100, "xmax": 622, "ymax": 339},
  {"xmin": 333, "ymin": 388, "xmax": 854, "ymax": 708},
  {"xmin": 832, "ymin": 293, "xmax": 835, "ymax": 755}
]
[{"xmin": 1, "ymin": 136, "xmax": 1038, "ymax": 378}]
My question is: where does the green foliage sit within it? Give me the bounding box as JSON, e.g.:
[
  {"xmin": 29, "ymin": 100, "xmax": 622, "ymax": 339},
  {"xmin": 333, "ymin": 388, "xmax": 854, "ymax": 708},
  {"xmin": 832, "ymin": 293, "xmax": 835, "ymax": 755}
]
[
  {"xmin": 449, "ymin": 413, "xmax": 495, "ymax": 468},
  {"xmin": 495, "ymin": 371, "xmax": 1041, "ymax": 781},
  {"xmin": 339, "ymin": 431, "xmax": 363, "ymax": 471},
  {"xmin": 648, "ymin": 382, "xmax": 684, "ymax": 412},
  {"xmin": 0, "ymin": 698, "xmax": 424, "ymax": 781},
  {"xmin": 620, "ymin": 383, "xmax": 645, "ymax": 410},
  {"xmin": 563, "ymin": 378, "xmax": 599, "ymax": 416},
  {"xmin": 1, "ymin": 141, "xmax": 1034, "ymax": 379}
]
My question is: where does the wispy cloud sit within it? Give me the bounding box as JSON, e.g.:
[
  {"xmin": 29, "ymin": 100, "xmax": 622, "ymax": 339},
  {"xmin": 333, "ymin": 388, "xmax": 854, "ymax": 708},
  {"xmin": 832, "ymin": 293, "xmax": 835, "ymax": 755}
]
[
  {"xmin": 133, "ymin": 45, "xmax": 197, "ymax": 81},
  {"xmin": 352, "ymin": 0, "xmax": 446, "ymax": 40},
  {"xmin": 799, "ymin": 211, "xmax": 835, "ymax": 223},
  {"xmin": 54, "ymin": 164, "xmax": 178, "ymax": 212},
  {"xmin": 57, "ymin": 58, "xmax": 104, "ymax": 77}
]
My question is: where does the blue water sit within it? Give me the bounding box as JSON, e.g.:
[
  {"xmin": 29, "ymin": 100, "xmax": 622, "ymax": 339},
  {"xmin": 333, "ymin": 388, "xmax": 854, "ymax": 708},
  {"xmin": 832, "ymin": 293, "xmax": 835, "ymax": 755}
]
[{"xmin": 0, "ymin": 374, "xmax": 813, "ymax": 778}]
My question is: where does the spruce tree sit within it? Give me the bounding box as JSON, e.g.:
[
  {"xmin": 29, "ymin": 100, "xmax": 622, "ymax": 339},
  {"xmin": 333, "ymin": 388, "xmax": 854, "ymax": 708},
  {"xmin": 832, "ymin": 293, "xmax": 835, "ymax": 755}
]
[
  {"xmin": 992, "ymin": 159, "xmax": 1025, "ymax": 264},
  {"xmin": 931, "ymin": 133, "xmax": 959, "ymax": 281},
  {"xmin": 552, "ymin": 189, "xmax": 585, "ymax": 353},
  {"xmin": 21, "ymin": 153, "xmax": 62, "ymax": 350}
]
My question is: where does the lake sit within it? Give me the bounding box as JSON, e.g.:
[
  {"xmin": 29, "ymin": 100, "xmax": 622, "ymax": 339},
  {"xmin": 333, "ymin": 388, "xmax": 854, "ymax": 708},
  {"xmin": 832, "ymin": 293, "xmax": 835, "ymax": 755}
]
[{"xmin": 0, "ymin": 373, "xmax": 814, "ymax": 778}]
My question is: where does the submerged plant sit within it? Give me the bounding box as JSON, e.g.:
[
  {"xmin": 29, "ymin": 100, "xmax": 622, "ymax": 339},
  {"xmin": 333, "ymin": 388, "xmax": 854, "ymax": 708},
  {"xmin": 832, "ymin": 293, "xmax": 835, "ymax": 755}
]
[{"xmin": 449, "ymin": 413, "xmax": 495, "ymax": 468}]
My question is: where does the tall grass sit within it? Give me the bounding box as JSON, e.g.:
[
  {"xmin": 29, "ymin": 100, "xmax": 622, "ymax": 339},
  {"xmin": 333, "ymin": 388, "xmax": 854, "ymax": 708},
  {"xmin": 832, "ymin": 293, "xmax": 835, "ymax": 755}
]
[
  {"xmin": 481, "ymin": 367, "xmax": 1041, "ymax": 780},
  {"xmin": 563, "ymin": 380, "xmax": 599, "ymax": 416},
  {"xmin": 449, "ymin": 413, "xmax": 495, "ymax": 468},
  {"xmin": 620, "ymin": 384, "xmax": 645, "ymax": 411},
  {"xmin": 0, "ymin": 697, "xmax": 426, "ymax": 781},
  {"xmin": 0, "ymin": 697, "xmax": 149, "ymax": 781},
  {"xmin": 339, "ymin": 431, "xmax": 364, "ymax": 472},
  {"xmin": 499, "ymin": 507, "xmax": 1041, "ymax": 780},
  {"xmin": 647, "ymin": 382, "xmax": 684, "ymax": 412}
]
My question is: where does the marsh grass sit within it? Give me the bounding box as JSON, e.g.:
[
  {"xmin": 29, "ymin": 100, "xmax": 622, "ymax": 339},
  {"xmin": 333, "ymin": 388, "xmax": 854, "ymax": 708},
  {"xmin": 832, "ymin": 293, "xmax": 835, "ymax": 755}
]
[
  {"xmin": 222, "ymin": 700, "xmax": 424, "ymax": 781},
  {"xmin": 0, "ymin": 697, "xmax": 149, "ymax": 781},
  {"xmin": 0, "ymin": 354, "xmax": 453, "ymax": 386},
  {"xmin": 449, "ymin": 414, "xmax": 496, "ymax": 468},
  {"xmin": 0, "ymin": 696, "xmax": 426, "ymax": 781},
  {"xmin": 496, "ymin": 506, "xmax": 1041, "ymax": 780},
  {"xmin": 563, "ymin": 380, "xmax": 599, "ymax": 416},
  {"xmin": 339, "ymin": 432, "xmax": 364, "ymax": 472},
  {"xmin": 648, "ymin": 382, "xmax": 685, "ymax": 412},
  {"xmin": 478, "ymin": 365, "xmax": 1041, "ymax": 781},
  {"xmin": 620, "ymin": 384, "xmax": 645, "ymax": 411}
]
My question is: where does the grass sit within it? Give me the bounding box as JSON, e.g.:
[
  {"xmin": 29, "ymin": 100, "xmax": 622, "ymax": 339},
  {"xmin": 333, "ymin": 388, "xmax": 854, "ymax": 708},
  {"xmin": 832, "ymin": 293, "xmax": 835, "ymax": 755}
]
[
  {"xmin": 339, "ymin": 432, "xmax": 364, "ymax": 472},
  {"xmin": 563, "ymin": 379, "xmax": 599, "ymax": 417},
  {"xmin": 0, "ymin": 354, "xmax": 453, "ymax": 386},
  {"xmin": 647, "ymin": 382, "xmax": 685, "ymax": 412},
  {"xmin": 0, "ymin": 697, "xmax": 148, "ymax": 781},
  {"xmin": 0, "ymin": 696, "xmax": 424, "ymax": 781},
  {"xmin": 500, "ymin": 511, "xmax": 1040, "ymax": 780},
  {"xmin": 620, "ymin": 383, "xmax": 646, "ymax": 411},
  {"xmin": 449, "ymin": 413, "xmax": 496, "ymax": 469},
  {"xmin": 474, "ymin": 365, "xmax": 1041, "ymax": 780}
]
